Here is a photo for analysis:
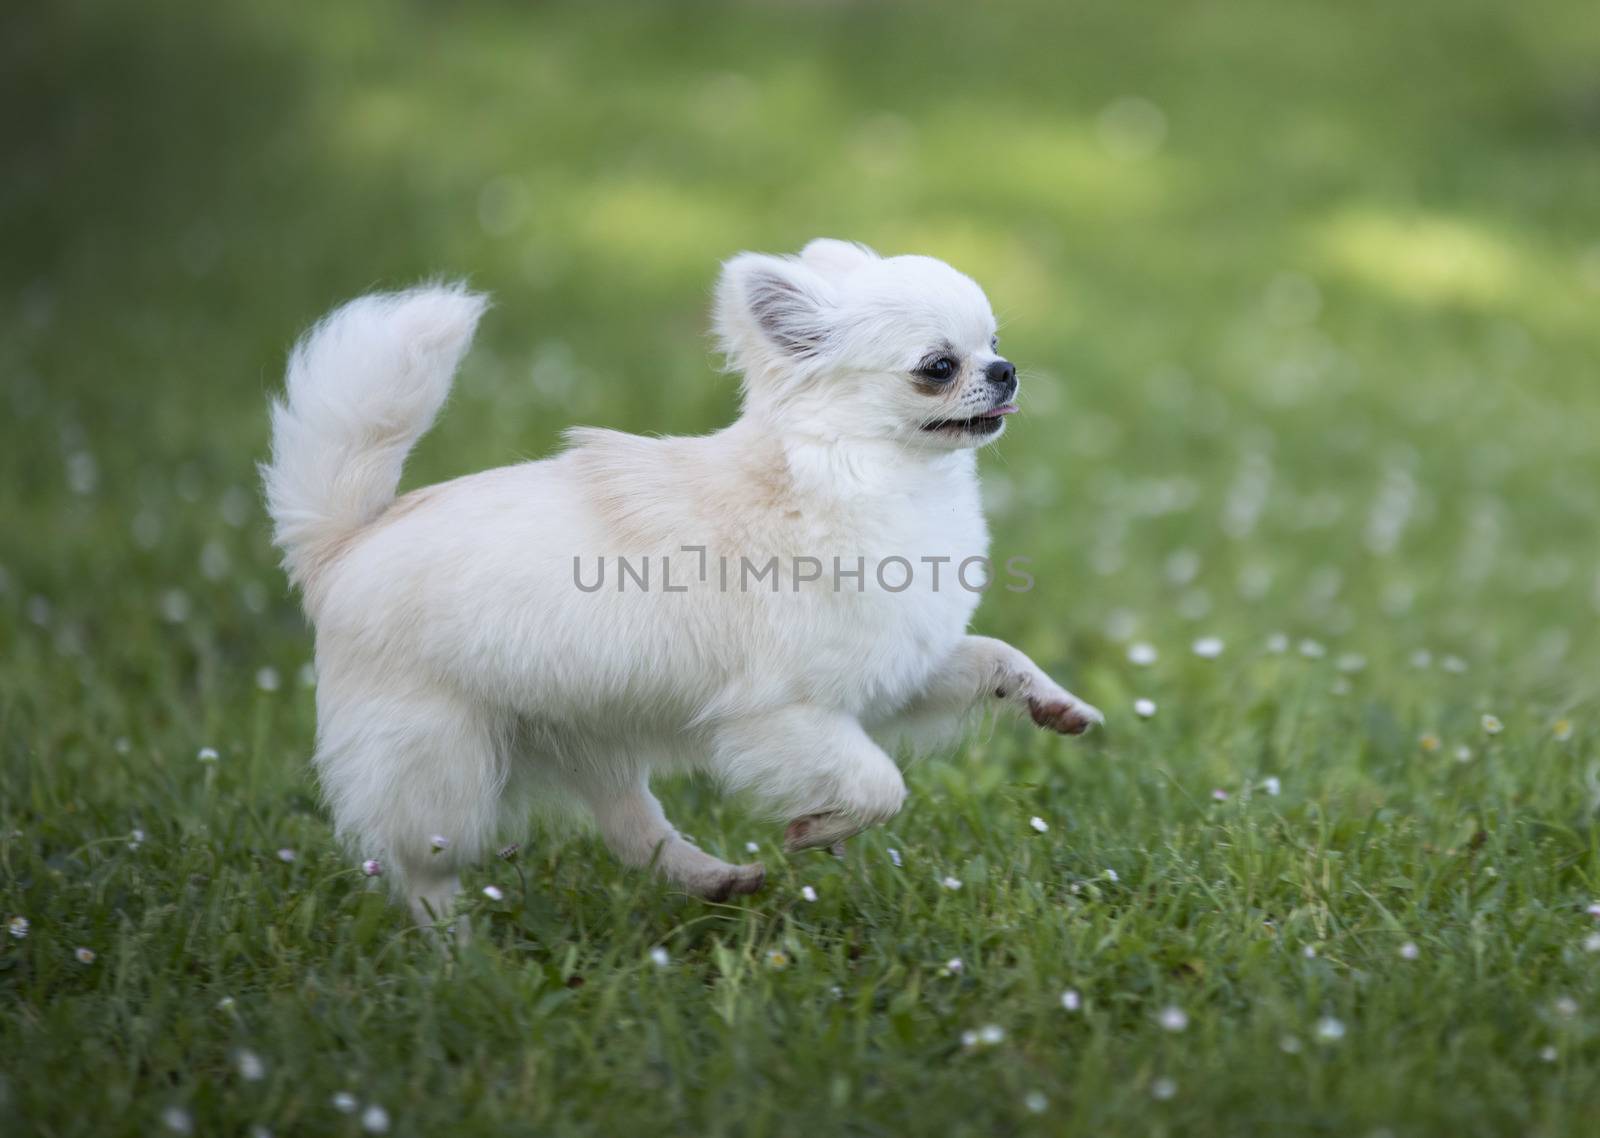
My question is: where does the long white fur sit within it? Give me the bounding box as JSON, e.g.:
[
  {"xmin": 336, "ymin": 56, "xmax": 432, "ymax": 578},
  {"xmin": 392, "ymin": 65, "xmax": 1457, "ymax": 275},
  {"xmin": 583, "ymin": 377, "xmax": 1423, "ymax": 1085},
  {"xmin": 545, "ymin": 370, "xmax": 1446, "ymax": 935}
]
[{"xmin": 263, "ymin": 240, "xmax": 1101, "ymax": 925}]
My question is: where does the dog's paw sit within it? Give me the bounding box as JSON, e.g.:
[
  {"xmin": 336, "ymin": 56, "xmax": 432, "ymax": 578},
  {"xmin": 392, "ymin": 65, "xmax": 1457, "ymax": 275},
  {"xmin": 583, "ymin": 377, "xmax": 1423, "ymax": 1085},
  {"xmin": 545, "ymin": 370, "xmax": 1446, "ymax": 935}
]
[
  {"xmin": 1028, "ymin": 692, "xmax": 1104, "ymax": 736},
  {"xmin": 695, "ymin": 861, "xmax": 766, "ymax": 902},
  {"xmin": 785, "ymin": 812, "xmax": 870, "ymax": 853}
]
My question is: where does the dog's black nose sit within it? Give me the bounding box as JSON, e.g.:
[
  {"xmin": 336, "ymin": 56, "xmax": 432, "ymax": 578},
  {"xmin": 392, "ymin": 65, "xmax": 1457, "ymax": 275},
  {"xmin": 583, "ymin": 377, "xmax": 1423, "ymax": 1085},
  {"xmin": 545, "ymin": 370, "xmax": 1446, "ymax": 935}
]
[{"xmin": 984, "ymin": 359, "xmax": 1017, "ymax": 393}]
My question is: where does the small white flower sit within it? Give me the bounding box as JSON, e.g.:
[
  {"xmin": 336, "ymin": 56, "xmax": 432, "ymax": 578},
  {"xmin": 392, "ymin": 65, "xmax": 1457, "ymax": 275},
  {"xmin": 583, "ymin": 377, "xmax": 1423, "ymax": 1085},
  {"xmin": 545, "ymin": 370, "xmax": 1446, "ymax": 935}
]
[
  {"xmin": 978, "ymin": 1023, "xmax": 1005, "ymax": 1045},
  {"xmin": 1266, "ymin": 633, "xmax": 1290, "ymax": 654},
  {"xmin": 800, "ymin": 885, "xmax": 818, "ymax": 903},
  {"xmin": 1261, "ymin": 776, "xmax": 1281, "ymax": 797},
  {"xmin": 1127, "ymin": 642, "xmax": 1159, "ymax": 666},
  {"xmin": 1480, "ymin": 714, "xmax": 1503, "ymax": 736},
  {"xmin": 1553, "ymin": 719, "xmax": 1574, "ymax": 742},
  {"xmin": 235, "ymin": 1049, "xmax": 266, "ymax": 1081},
  {"xmin": 886, "ymin": 847, "xmax": 902, "ymax": 868},
  {"xmin": 331, "ymin": 1091, "xmax": 359, "ymax": 1114},
  {"xmin": 362, "ymin": 859, "xmax": 382, "ymax": 877},
  {"xmin": 1029, "ymin": 816, "xmax": 1049, "ymax": 833},
  {"xmin": 1554, "ymin": 996, "xmax": 1579, "ymax": 1018},
  {"xmin": 1211, "ymin": 788, "xmax": 1229, "ymax": 802},
  {"xmin": 1454, "ymin": 745, "xmax": 1474, "ymax": 763},
  {"xmin": 255, "ymin": 666, "xmax": 281, "ymax": 692},
  {"xmin": 1191, "ymin": 636, "xmax": 1224, "ymax": 659},
  {"xmin": 766, "ymin": 949, "xmax": 790, "ymax": 970},
  {"xmin": 944, "ymin": 957, "xmax": 964, "ymax": 975},
  {"xmin": 1104, "ymin": 868, "xmax": 1119, "ymax": 883},
  {"xmin": 216, "ymin": 995, "xmax": 237, "ymax": 1012},
  {"xmin": 1157, "ymin": 1006, "xmax": 1188, "ymax": 1032},
  {"xmin": 745, "ymin": 840, "xmax": 759, "ymax": 853},
  {"xmin": 1297, "ymin": 639, "xmax": 1326, "ymax": 659},
  {"xmin": 8, "ymin": 916, "xmax": 29, "ymax": 939},
  {"xmin": 197, "ymin": 746, "xmax": 219, "ymax": 762},
  {"xmin": 1399, "ymin": 941, "xmax": 1420, "ymax": 960},
  {"xmin": 129, "ymin": 828, "xmax": 146, "ymax": 849},
  {"xmin": 360, "ymin": 1105, "xmax": 390, "ymax": 1135},
  {"xmin": 161, "ymin": 1106, "xmax": 194, "ymax": 1135},
  {"xmin": 276, "ymin": 848, "xmax": 296, "ymax": 863},
  {"xmin": 1583, "ymin": 933, "xmax": 1600, "ymax": 953},
  {"xmin": 1314, "ymin": 1016, "xmax": 1346, "ymax": 1042},
  {"xmin": 1133, "ymin": 698, "xmax": 1157, "ymax": 719},
  {"xmin": 1587, "ymin": 902, "xmax": 1600, "ymax": 919},
  {"xmin": 1336, "ymin": 653, "xmax": 1367, "ymax": 673},
  {"xmin": 1440, "ymin": 655, "xmax": 1468, "ymax": 673},
  {"xmin": 1023, "ymin": 1091, "xmax": 1049, "ymax": 1114},
  {"xmin": 1540, "ymin": 1045, "xmax": 1559, "ymax": 1063},
  {"xmin": 429, "ymin": 834, "xmax": 450, "ymax": 852},
  {"xmin": 1061, "ymin": 989, "xmax": 1081, "ymax": 1012},
  {"xmin": 941, "ymin": 875, "xmax": 963, "ymax": 891},
  {"xmin": 648, "ymin": 946, "xmax": 670, "ymax": 968},
  {"xmin": 1302, "ymin": 945, "xmax": 1318, "ymax": 958},
  {"xmin": 482, "ymin": 885, "xmax": 504, "ymax": 902},
  {"xmin": 1151, "ymin": 1077, "xmax": 1177, "ymax": 1101},
  {"xmin": 75, "ymin": 946, "xmax": 97, "ymax": 964}
]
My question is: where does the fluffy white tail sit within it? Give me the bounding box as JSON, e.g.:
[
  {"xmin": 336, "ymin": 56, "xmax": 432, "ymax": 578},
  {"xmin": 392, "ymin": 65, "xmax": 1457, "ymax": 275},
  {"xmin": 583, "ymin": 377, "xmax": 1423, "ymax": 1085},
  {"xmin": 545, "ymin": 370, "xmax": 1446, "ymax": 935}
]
[{"xmin": 263, "ymin": 284, "xmax": 488, "ymax": 597}]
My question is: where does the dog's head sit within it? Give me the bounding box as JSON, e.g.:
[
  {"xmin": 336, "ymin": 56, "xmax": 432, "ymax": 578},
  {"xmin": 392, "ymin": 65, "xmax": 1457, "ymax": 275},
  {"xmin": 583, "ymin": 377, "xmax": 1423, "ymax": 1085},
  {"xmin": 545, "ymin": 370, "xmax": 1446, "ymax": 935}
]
[{"xmin": 714, "ymin": 240, "xmax": 1016, "ymax": 450}]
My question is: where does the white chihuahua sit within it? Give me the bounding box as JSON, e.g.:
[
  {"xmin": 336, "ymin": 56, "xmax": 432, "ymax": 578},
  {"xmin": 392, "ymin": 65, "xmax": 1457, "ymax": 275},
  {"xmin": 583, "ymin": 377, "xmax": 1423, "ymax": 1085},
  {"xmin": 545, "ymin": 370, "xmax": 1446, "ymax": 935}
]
[{"xmin": 264, "ymin": 239, "xmax": 1101, "ymax": 924}]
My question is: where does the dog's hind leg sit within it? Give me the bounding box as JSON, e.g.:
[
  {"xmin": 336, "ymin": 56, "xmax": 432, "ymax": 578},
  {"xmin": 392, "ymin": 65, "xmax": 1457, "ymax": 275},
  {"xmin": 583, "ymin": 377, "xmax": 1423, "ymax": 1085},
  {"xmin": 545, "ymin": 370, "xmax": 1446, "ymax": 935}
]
[
  {"xmin": 573, "ymin": 769, "xmax": 765, "ymax": 901},
  {"xmin": 315, "ymin": 684, "xmax": 508, "ymax": 930}
]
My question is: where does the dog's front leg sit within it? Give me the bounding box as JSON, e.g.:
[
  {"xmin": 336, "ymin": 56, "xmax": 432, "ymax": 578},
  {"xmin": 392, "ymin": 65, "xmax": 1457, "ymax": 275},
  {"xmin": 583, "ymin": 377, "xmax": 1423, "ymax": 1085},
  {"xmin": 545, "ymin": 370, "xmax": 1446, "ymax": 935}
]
[
  {"xmin": 903, "ymin": 634, "xmax": 1103, "ymax": 736},
  {"xmin": 711, "ymin": 706, "xmax": 908, "ymax": 853}
]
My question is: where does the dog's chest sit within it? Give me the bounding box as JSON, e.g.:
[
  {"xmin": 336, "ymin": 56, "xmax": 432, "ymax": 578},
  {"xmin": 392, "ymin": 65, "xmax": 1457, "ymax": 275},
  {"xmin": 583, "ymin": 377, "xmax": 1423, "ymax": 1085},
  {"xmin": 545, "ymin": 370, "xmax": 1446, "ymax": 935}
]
[{"xmin": 787, "ymin": 480, "xmax": 989, "ymax": 712}]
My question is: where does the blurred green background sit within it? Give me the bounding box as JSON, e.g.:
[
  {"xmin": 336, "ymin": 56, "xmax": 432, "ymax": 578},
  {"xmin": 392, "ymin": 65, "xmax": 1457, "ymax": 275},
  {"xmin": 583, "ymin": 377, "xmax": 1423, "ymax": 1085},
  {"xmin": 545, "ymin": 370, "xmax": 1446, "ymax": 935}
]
[{"xmin": 5, "ymin": 1, "xmax": 1600, "ymax": 1135}]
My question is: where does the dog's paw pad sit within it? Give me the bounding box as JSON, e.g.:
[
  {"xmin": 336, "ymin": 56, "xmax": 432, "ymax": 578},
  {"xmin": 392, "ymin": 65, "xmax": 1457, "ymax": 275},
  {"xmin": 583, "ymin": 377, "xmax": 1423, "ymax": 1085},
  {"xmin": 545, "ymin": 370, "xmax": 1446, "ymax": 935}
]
[
  {"xmin": 1029, "ymin": 696, "xmax": 1102, "ymax": 736},
  {"xmin": 699, "ymin": 862, "xmax": 766, "ymax": 902},
  {"xmin": 784, "ymin": 815, "xmax": 823, "ymax": 852}
]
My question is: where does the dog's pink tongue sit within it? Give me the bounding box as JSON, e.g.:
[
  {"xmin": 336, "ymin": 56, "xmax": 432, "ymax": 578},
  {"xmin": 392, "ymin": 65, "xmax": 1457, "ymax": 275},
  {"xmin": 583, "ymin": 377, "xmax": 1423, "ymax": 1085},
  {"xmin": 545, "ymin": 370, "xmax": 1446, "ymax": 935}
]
[{"xmin": 979, "ymin": 403, "xmax": 1020, "ymax": 418}]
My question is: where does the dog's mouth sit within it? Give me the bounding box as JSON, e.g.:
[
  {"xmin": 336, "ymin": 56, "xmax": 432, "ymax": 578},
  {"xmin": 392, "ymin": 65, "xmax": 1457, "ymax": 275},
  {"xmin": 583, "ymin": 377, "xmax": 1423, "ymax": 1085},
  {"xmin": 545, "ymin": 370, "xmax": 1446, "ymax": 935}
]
[{"xmin": 921, "ymin": 403, "xmax": 1018, "ymax": 435}]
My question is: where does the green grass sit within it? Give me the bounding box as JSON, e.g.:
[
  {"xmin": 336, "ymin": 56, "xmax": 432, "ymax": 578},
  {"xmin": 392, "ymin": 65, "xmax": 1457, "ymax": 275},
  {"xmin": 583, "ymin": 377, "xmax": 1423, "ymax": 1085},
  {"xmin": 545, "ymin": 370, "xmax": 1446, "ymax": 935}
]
[{"xmin": 5, "ymin": 0, "xmax": 1600, "ymax": 1134}]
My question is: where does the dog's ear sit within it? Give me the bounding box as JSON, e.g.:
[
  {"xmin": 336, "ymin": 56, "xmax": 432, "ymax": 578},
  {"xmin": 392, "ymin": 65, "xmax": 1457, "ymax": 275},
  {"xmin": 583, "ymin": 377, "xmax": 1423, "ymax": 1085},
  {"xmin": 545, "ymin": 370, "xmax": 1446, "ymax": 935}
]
[
  {"xmin": 799, "ymin": 238, "xmax": 879, "ymax": 278},
  {"xmin": 714, "ymin": 252, "xmax": 838, "ymax": 371}
]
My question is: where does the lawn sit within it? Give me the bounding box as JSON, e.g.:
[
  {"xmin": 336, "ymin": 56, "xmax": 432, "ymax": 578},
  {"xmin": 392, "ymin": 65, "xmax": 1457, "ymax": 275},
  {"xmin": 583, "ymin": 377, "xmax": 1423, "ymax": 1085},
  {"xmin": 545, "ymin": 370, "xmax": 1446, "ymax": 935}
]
[{"xmin": 4, "ymin": 1, "xmax": 1600, "ymax": 1134}]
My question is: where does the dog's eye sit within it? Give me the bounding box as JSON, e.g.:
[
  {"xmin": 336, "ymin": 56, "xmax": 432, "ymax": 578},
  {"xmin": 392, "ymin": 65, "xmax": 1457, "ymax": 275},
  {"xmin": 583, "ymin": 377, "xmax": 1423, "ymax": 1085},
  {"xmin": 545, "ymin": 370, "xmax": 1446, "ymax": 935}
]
[
  {"xmin": 990, "ymin": 335, "xmax": 1000, "ymax": 352},
  {"xmin": 918, "ymin": 356, "xmax": 958, "ymax": 382}
]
